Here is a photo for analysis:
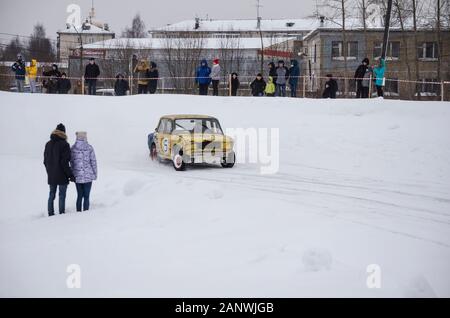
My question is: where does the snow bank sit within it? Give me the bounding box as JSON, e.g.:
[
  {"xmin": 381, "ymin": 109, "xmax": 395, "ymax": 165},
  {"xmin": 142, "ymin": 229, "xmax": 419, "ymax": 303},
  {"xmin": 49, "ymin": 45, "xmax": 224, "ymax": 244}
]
[{"xmin": 0, "ymin": 92, "xmax": 449, "ymax": 297}]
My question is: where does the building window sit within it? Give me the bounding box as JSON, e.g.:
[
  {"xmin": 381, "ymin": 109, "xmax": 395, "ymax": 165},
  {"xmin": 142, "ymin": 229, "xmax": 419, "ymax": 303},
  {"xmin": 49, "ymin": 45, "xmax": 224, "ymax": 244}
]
[
  {"xmin": 373, "ymin": 41, "xmax": 400, "ymax": 60},
  {"xmin": 417, "ymin": 42, "xmax": 439, "ymax": 60},
  {"xmin": 416, "ymin": 79, "xmax": 439, "ymax": 96},
  {"xmin": 332, "ymin": 41, "xmax": 358, "ymax": 60},
  {"xmin": 314, "ymin": 44, "xmax": 317, "ymax": 63}
]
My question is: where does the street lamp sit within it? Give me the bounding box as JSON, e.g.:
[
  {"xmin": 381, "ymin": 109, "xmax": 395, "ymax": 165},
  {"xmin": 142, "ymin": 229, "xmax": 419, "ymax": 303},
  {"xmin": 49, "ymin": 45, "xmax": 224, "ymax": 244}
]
[{"xmin": 72, "ymin": 24, "xmax": 83, "ymax": 78}]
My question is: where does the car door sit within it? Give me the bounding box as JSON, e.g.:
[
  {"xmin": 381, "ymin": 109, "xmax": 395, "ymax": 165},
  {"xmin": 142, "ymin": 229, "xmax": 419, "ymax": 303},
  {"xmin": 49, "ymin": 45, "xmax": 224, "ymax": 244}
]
[
  {"xmin": 154, "ymin": 119, "xmax": 165, "ymax": 156},
  {"xmin": 157, "ymin": 119, "xmax": 173, "ymax": 159}
]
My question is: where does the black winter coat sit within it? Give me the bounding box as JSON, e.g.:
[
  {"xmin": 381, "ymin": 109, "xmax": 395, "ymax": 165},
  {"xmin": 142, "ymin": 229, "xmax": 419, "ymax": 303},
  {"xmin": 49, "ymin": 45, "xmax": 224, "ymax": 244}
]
[
  {"xmin": 250, "ymin": 78, "xmax": 266, "ymax": 96},
  {"xmin": 268, "ymin": 62, "xmax": 277, "ymax": 84},
  {"xmin": 57, "ymin": 78, "xmax": 72, "ymax": 94},
  {"xmin": 354, "ymin": 64, "xmax": 367, "ymax": 81},
  {"xmin": 85, "ymin": 63, "xmax": 100, "ymax": 80},
  {"xmin": 44, "ymin": 130, "xmax": 73, "ymax": 185},
  {"xmin": 322, "ymin": 79, "xmax": 338, "ymax": 99},
  {"xmin": 231, "ymin": 77, "xmax": 240, "ymax": 94},
  {"xmin": 114, "ymin": 79, "xmax": 130, "ymax": 96},
  {"xmin": 43, "ymin": 69, "xmax": 61, "ymax": 94},
  {"xmin": 147, "ymin": 68, "xmax": 159, "ymax": 93}
]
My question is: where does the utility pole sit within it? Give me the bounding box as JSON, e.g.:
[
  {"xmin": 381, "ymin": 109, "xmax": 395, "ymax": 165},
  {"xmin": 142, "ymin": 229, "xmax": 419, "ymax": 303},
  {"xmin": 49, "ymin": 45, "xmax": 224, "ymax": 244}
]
[
  {"xmin": 256, "ymin": 0, "xmax": 264, "ymax": 74},
  {"xmin": 381, "ymin": 0, "xmax": 393, "ymax": 60},
  {"xmin": 72, "ymin": 24, "xmax": 83, "ymax": 78}
]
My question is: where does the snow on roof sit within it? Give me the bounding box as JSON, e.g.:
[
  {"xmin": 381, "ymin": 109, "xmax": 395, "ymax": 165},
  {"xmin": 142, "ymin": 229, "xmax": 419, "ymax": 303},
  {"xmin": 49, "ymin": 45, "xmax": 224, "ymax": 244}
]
[
  {"xmin": 154, "ymin": 18, "xmax": 320, "ymax": 32},
  {"xmin": 58, "ymin": 22, "xmax": 114, "ymax": 35},
  {"xmin": 82, "ymin": 37, "xmax": 294, "ymax": 50}
]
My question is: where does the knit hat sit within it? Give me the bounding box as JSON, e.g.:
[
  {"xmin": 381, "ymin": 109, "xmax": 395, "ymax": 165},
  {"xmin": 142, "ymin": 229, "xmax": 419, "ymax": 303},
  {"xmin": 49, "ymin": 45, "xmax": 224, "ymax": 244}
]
[
  {"xmin": 56, "ymin": 123, "xmax": 66, "ymax": 133},
  {"xmin": 213, "ymin": 58, "xmax": 219, "ymax": 64},
  {"xmin": 76, "ymin": 131, "xmax": 87, "ymax": 140}
]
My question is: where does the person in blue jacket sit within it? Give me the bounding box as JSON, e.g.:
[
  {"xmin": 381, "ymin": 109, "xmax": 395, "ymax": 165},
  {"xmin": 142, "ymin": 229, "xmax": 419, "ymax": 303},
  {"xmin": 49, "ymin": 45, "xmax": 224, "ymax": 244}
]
[
  {"xmin": 288, "ymin": 59, "xmax": 300, "ymax": 97},
  {"xmin": 195, "ymin": 59, "xmax": 212, "ymax": 96},
  {"xmin": 373, "ymin": 58, "xmax": 385, "ymax": 97}
]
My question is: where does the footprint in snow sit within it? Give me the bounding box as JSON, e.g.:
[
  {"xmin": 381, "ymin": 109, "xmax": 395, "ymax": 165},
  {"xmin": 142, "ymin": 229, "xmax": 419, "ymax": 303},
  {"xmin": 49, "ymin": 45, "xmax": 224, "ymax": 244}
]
[
  {"xmin": 123, "ymin": 179, "xmax": 146, "ymax": 196},
  {"xmin": 301, "ymin": 248, "xmax": 333, "ymax": 272}
]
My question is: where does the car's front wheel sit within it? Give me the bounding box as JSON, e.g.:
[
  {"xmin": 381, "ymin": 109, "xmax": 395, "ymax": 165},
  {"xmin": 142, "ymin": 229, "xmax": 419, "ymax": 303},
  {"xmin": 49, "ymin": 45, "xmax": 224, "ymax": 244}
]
[
  {"xmin": 221, "ymin": 151, "xmax": 236, "ymax": 168},
  {"xmin": 172, "ymin": 147, "xmax": 186, "ymax": 171}
]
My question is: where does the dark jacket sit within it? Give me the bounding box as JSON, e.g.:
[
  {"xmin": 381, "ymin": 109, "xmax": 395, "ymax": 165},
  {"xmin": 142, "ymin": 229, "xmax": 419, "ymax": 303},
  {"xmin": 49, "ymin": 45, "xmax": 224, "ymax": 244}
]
[
  {"xmin": 268, "ymin": 62, "xmax": 277, "ymax": 84},
  {"xmin": 323, "ymin": 79, "xmax": 338, "ymax": 99},
  {"xmin": 231, "ymin": 73, "xmax": 240, "ymax": 95},
  {"xmin": 114, "ymin": 77, "xmax": 130, "ymax": 96},
  {"xmin": 85, "ymin": 63, "xmax": 100, "ymax": 80},
  {"xmin": 195, "ymin": 59, "xmax": 212, "ymax": 85},
  {"xmin": 250, "ymin": 78, "xmax": 266, "ymax": 96},
  {"xmin": 57, "ymin": 78, "xmax": 71, "ymax": 94},
  {"xmin": 11, "ymin": 59, "xmax": 26, "ymax": 80},
  {"xmin": 147, "ymin": 62, "xmax": 159, "ymax": 93},
  {"xmin": 289, "ymin": 60, "xmax": 300, "ymax": 86},
  {"xmin": 43, "ymin": 65, "xmax": 61, "ymax": 93},
  {"xmin": 44, "ymin": 130, "xmax": 73, "ymax": 185}
]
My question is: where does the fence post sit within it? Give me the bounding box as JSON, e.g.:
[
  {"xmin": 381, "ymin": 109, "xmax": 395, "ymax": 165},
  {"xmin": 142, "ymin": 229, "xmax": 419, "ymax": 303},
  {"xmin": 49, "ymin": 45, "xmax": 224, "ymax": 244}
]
[
  {"xmin": 128, "ymin": 75, "xmax": 132, "ymax": 95},
  {"xmin": 229, "ymin": 74, "xmax": 232, "ymax": 97},
  {"xmin": 441, "ymin": 81, "xmax": 444, "ymax": 102},
  {"xmin": 161, "ymin": 77, "xmax": 165, "ymax": 94},
  {"xmin": 368, "ymin": 75, "xmax": 372, "ymax": 98},
  {"xmin": 81, "ymin": 76, "xmax": 85, "ymax": 95},
  {"xmin": 302, "ymin": 76, "xmax": 306, "ymax": 98}
]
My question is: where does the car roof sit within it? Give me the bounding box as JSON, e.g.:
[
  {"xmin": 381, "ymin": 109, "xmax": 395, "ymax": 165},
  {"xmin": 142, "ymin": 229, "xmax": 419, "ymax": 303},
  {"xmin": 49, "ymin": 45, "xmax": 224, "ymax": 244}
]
[{"xmin": 160, "ymin": 114, "xmax": 218, "ymax": 120}]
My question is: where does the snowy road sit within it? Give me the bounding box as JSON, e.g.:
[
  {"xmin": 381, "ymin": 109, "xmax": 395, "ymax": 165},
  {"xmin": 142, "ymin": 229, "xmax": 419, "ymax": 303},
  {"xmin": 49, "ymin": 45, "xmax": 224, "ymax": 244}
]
[{"xmin": 0, "ymin": 92, "xmax": 449, "ymax": 297}]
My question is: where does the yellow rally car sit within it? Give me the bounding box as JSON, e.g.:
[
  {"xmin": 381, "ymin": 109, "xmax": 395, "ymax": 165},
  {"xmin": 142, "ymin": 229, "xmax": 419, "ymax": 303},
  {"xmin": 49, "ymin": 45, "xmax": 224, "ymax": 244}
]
[{"xmin": 148, "ymin": 115, "xmax": 236, "ymax": 171}]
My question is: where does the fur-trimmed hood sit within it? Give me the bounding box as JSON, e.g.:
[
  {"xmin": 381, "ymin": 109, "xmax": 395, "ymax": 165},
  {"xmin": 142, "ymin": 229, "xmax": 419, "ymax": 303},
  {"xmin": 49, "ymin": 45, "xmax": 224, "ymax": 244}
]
[{"xmin": 50, "ymin": 129, "xmax": 67, "ymax": 141}]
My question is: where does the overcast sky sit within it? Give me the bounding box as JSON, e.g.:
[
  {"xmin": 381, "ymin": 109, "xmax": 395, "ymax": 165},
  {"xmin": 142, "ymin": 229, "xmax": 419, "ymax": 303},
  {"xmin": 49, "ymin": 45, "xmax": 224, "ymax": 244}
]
[{"xmin": 0, "ymin": 0, "xmax": 316, "ymax": 41}]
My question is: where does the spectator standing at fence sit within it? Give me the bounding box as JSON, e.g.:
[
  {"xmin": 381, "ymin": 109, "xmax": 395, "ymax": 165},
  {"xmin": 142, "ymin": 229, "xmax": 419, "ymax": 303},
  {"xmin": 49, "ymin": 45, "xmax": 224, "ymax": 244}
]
[
  {"xmin": 11, "ymin": 53, "xmax": 26, "ymax": 93},
  {"xmin": 84, "ymin": 58, "xmax": 100, "ymax": 95},
  {"xmin": 268, "ymin": 62, "xmax": 277, "ymax": 85},
  {"xmin": 322, "ymin": 74, "xmax": 338, "ymax": 99},
  {"xmin": 250, "ymin": 73, "xmax": 266, "ymax": 97},
  {"xmin": 195, "ymin": 59, "xmax": 212, "ymax": 96},
  {"xmin": 288, "ymin": 59, "xmax": 300, "ymax": 97},
  {"xmin": 373, "ymin": 58, "xmax": 385, "ymax": 97},
  {"xmin": 57, "ymin": 73, "xmax": 72, "ymax": 94},
  {"xmin": 43, "ymin": 64, "xmax": 61, "ymax": 94},
  {"xmin": 114, "ymin": 73, "xmax": 130, "ymax": 96},
  {"xmin": 211, "ymin": 58, "xmax": 221, "ymax": 96},
  {"xmin": 230, "ymin": 72, "xmax": 240, "ymax": 96},
  {"xmin": 265, "ymin": 76, "xmax": 276, "ymax": 97},
  {"xmin": 134, "ymin": 60, "xmax": 150, "ymax": 94},
  {"xmin": 26, "ymin": 58, "xmax": 38, "ymax": 93},
  {"xmin": 354, "ymin": 58, "xmax": 372, "ymax": 98},
  {"xmin": 147, "ymin": 62, "xmax": 159, "ymax": 94},
  {"xmin": 275, "ymin": 60, "xmax": 289, "ymax": 97}
]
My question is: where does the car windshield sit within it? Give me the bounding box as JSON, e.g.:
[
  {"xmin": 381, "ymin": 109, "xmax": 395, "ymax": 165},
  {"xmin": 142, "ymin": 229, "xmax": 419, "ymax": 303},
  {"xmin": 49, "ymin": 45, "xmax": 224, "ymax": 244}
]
[{"xmin": 174, "ymin": 118, "xmax": 223, "ymax": 134}]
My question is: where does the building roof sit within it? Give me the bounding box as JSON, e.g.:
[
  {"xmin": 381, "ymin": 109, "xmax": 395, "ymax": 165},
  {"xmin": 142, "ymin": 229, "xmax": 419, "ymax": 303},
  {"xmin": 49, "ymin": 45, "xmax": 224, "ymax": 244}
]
[
  {"xmin": 82, "ymin": 37, "xmax": 294, "ymax": 50},
  {"xmin": 58, "ymin": 22, "xmax": 114, "ymax": 35},
  {"xmin": 153, "ymin": 18, "xmax": 320, "ymax": 33}
]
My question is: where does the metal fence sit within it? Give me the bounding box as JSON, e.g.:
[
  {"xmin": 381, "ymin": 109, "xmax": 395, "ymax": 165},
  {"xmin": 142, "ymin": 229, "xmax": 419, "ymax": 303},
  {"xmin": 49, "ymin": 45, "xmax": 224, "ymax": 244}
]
[{"xmin": 0, "ymin": 73, "xmax": 449, "ymax": 101}]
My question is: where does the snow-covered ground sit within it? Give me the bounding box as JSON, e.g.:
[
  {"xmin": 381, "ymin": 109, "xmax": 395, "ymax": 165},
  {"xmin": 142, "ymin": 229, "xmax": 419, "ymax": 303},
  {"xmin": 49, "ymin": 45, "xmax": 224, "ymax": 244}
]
[{"xmin": 0, "ymin": 91, "xmax": 449, "ymax": 297}]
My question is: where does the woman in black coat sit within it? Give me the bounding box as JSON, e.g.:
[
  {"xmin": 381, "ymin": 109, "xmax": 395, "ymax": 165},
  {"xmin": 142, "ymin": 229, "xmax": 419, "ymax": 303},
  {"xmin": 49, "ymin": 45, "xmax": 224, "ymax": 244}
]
[
  {"xmin": 250, "ymin": 73, "xmax": 266, "ymax": 97},
  {"xmin": 57, "ymin": 73, "xmax": 72, "ymax": 94},
  {"xmin": 114, "ymin": 73, "xmax": 130, "ymax": 96},
  {"xmin": 147, "ymin": 62, "xmax": 159, "ymax": 94},
  {"xmin": 322, "ymin": 74, "xmax": 338, "ymax": 99}
]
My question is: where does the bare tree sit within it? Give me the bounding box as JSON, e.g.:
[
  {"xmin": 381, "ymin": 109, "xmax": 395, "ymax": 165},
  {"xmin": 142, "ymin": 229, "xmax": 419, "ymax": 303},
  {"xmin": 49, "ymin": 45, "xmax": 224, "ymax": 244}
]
[
  {"xmin": 122, "ymin": 14, "xmax": 147, "ymax": 38},
  {"xmin": 161, "ymin": 31, "xmax": 206, "ymax": 93},
  {"xmin": 27, "ymin": 23, "xmax": 55, "ymax": 62}
]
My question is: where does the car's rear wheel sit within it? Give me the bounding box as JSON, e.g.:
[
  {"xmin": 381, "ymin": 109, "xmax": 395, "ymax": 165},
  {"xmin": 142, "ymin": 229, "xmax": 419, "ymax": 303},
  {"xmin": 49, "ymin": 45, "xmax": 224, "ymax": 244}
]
[
  {"xmin": 221, "ymin": 151, "xmax": 236, "ymax": 168},
  {"xmin": 150, "ymin": 143, "xmax": 157, "ymax": 161}
]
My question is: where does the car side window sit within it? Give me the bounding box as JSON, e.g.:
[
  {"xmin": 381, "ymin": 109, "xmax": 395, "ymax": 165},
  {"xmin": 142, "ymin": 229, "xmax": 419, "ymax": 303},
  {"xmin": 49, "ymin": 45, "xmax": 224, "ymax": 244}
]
[
  {"xmin": 165, "ymin": 120, "xmax": 173, "ymax": 134},
  {"xmin": 157, "ymin": 119, "xmax": 166, "ymax": 133}
]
